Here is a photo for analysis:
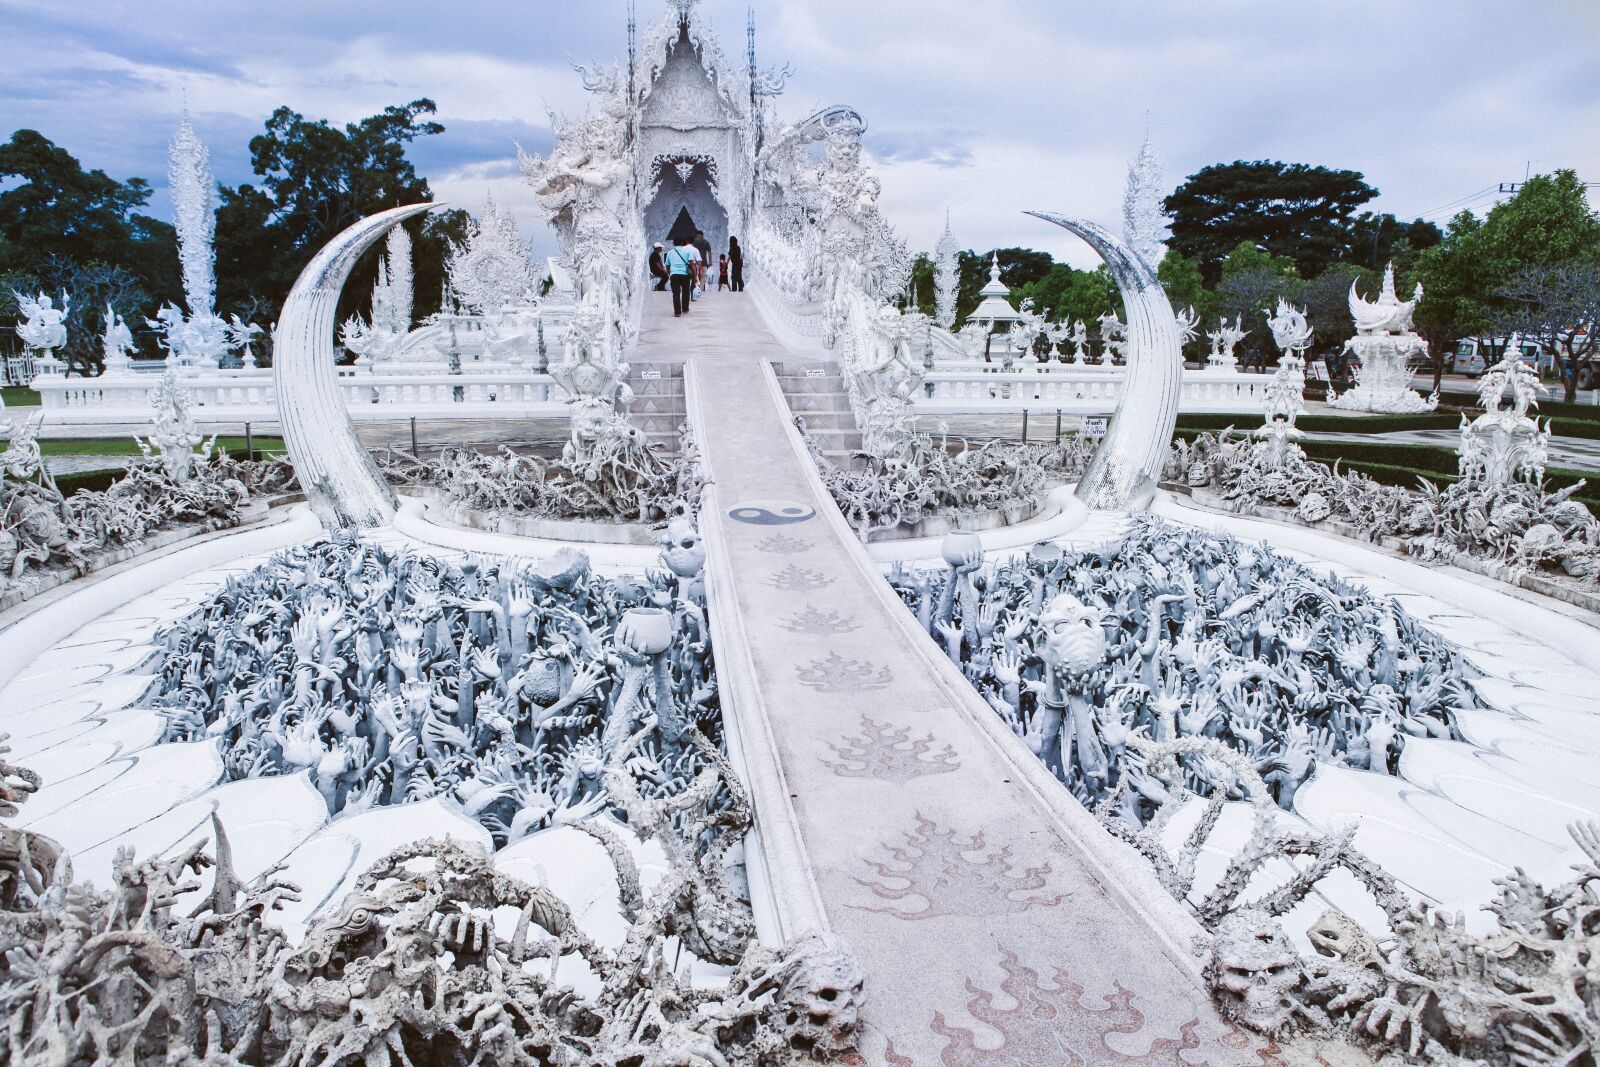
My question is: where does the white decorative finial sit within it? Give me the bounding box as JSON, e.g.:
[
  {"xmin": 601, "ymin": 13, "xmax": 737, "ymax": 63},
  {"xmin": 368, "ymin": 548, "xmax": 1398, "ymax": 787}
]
[
  {"xmin": 1123, "ymin": 132, "xmax": 1167, "ymax": 270},
  {"xmin": 934, "ymin": 212, "xmax": 959, "ymax": 329},
  {"xmin": 169, "ymin": 115, "xmax": 217, "ymax": 320}
]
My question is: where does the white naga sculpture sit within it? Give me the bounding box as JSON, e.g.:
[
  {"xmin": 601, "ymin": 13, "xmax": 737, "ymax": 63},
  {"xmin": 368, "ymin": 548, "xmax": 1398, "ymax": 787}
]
[
  {"xmin": 857, "ymin": 303, "xmax": 925, "ymax": 458},
  {"xmin": 1097, "ymin": 309, "xmax": 1127, "ymax": 364},
  {"xmin": 1069, "ymin": 318, "xmax": 1091, "ymax": 363},
  {"xmin": 1332, "ymin": 263, "xmax": 1438, "ymax": 414},
  {"xmin": 1458, "ymin": 336, "xmax": 1550, "ymax": 489},
  {"xmin": 12, "ymin": 291, "xmax": 68, "ymax": 376},
  {"xmin": 1257, "ymin": 298, "xmax": 1312, "ymax": 465},
  {"xmin": 549, "ymin": 300, "xmax": 634, "ymax": 471},
  {"xmin": 1174, "ymin": 304, "xmax": 1200, "ymax": 355},
  {"xmin": 1208, "ymin": 314, "xmax": 1248, "ymax": 369}
]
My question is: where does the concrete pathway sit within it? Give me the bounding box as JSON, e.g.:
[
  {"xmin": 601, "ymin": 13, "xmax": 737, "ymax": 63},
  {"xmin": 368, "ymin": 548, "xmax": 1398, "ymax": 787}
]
[{"xmin": 640, "ymin": 289, "xmax": 1267, "ymax": 1064}]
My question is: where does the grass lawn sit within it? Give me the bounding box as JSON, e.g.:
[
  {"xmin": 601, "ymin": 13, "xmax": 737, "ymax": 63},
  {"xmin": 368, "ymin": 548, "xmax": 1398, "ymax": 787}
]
[
  {"xmin": 38, "ymin": 436, "xmax": 287, "ymax": 458},
  {"xmin": 2, "ymin": 386, "xmax": 40, "ymax": 406}
]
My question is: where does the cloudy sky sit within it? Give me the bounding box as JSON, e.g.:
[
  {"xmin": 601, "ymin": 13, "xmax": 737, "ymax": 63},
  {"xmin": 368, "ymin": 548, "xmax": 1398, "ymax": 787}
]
[{"xmin": 4, "ymin": 0, "xmax": 1597, "ymax": 267}]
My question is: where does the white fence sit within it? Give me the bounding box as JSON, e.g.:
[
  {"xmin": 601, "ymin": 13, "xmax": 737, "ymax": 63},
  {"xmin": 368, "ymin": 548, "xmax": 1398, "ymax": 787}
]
[
  {"xmin": 30, "ymin": 367, "xmax": 571, "ymax": 425},
  {"xmin": 919, "ymin": 365, "xmax": 1270, "ymax": 414}
]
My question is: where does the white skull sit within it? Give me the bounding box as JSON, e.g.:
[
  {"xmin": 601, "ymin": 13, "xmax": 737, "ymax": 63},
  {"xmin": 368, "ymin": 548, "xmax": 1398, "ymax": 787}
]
[
  {"xmin": 661, "ymin": 518, "xmax": 706, "ymax": 579},
  {"xmin": 1206, "ymin": 911, "xmax": 1303, "ymax": 1035},
  {"xmin": 773, "ymin": 931, "xmax": 864, "ymax": 1057}
]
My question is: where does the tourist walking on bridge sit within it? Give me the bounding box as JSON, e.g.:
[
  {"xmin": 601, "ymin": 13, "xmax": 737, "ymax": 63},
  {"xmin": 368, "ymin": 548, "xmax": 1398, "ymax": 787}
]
[
  {"xmin": 666, "ymin": 236, "xmax": 698, "ymax": 317},
  {"xmin": 693, "ymin": 229, "xmax": 712, "ymax": 293},
  {"xmin": 728, "ymin": 236, "xmax": 744, "ymax": 292}
]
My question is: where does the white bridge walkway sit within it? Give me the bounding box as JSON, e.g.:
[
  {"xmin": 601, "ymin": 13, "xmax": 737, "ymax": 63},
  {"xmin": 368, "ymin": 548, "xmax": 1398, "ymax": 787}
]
[{"xmin": 647, "ymin": 288, "xmax": 1268, "ymax": 1063}]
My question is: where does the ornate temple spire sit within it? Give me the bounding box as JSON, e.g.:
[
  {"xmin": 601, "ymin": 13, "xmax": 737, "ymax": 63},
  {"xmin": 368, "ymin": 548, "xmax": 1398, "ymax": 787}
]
[
  {"xmin": 1121, "ymin": 133, "xmax": 1168, "ymax": 272},
  {"xmin": 376, "ymin": 225, "xmax": 413, "ymax": 334},
  {"xmin": 934, "ymin": 211, "xmax": 959, "ymax": 330},
  {"xmin": 169, "ymin": 115, "xmax": 217, "ymax": 319}
]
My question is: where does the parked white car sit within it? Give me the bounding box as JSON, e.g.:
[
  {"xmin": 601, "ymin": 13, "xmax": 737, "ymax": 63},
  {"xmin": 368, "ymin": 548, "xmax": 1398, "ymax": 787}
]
[{"xmin": 1452, "ymin": 336, "xmax": 1555, "ymax": 377}]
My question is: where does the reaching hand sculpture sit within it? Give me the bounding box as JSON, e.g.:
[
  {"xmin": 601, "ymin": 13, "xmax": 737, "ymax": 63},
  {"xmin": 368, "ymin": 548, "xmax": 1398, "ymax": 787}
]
[
  {"xmin": 152, "ymin": 529, "xmax": 720, "ymax": 849},
  {"xmin": 894, "ymin": 518, "xmax": 1470, "ymax": 817}
]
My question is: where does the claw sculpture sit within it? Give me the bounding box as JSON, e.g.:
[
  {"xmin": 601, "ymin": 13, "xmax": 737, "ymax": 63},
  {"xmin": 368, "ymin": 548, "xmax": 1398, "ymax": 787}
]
[
  {"xmin": 274, "ymin": 202, "xmax": 442, "ymax": 528},
  {"xmin": 1025, "ymin": 212, "xmax": 1183, "ymax": 512}
]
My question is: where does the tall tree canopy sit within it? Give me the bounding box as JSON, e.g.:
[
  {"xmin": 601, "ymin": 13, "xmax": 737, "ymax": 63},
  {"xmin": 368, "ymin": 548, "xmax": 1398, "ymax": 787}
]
[
  {"xmin": 1413, "ymin": 170, "xmax": 1600, "ymax": 392},
  {"xmin": 1165, "ymin": 160, "xmax": 1379, "ymax": 281},
  {"xmin": 0, "ymin": 129, "xmax": 178, "ymax": 294},
  {"xmin": 216, "ymin": 98, "xmax": 455, "ymax": 321}
]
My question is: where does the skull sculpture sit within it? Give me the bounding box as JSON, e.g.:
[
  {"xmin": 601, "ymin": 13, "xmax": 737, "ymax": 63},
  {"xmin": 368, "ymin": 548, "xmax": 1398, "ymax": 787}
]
[
  {"xmin": 772, "ymin": 931, "xmax": 865, "ymax": 1057},
  {"xmin": 1039, "ymin": 593, "xmax": 1106, "ymax": 682},
  {"xmin": 1206, "ymin": 910, "xmax": 1306, "ymax": 1035},
  {"xmin": 661, "ymin": 518, "xmax": 706, "ymax": 579}
]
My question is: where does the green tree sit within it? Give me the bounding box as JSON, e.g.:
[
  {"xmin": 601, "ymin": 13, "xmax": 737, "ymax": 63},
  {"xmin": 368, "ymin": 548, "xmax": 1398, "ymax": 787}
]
[
  {"xmin": 1347, "ymin": 212, "xmax": 1442, "ymax": 272},
  {"xmin": 0, "ymin": 130, "xmax": 179, "ymax": 367},
  {"xmin": 1493, "ymin": 265, "xmax": 1600, "ymax": 399},
  {"xmin": 1214, "ymin": 241, "xmax": 1300, "ymax": 368},
  {"xmin": 1412, "ymin": 211, "xmax": 1495, "ymax": 389},
  {"xmin": 1413, "ymin": 171, "xmax": 1600, "ymax": 393},
  {"xmin": 907, "ymin": 253, "xmax": 936, "ymax": 317},
  {"xmin": 0, "ymin": 130, "xmax": 176, "ymax": 279},
  {"xmin": 1480, "ymin": 170, "xmax": 1600, "ymax": 268},
  {"xmin": 0, "ymin": 258, "xmax": 153, "ymax": 375},
  {"xmin": 217, "ymin": 99, "xmax": 447, "ymax": 323},
  {"xmin": 1165, "ymin": 160, "xmax": 1378, "ymax": 281}
]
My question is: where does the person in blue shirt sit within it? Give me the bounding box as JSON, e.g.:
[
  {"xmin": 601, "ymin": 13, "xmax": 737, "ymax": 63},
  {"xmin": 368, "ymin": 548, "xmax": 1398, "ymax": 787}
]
[{"xmin": 665, "ymin": 237, "xmax": 699, "ymax": 317}]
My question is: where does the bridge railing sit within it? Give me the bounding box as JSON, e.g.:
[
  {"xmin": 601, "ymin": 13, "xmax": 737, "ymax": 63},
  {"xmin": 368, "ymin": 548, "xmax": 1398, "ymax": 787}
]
[
  {"xmin": 918, "ymin": 366, "xmax": 1269, "ymax": 413},
  {"xmin": 30, "ymin": 367, "xmax": 571, "ymax": 424}
]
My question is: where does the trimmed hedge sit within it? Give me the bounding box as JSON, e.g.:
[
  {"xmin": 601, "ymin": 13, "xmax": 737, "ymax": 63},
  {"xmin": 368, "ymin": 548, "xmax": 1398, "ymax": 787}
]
[
  {"xmin": 53, "ymin": 469, "xmax": 124, "ymax": 496},
  {"xmin": 1173, "ymin": 428, "xmax": 1600, "ymax": 511},
  {"xmin": 1177, "ymin": 411, "xmax": 1600, "ymax": 441}
]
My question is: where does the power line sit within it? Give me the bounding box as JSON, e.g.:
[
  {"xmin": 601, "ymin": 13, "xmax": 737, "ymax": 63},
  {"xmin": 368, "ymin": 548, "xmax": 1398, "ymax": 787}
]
[
  {"xmin": 1400, "ymin": 185, "xmax": 1497, "ymax": 221},
  {"xmin": 1415, "ymin": 189, "xmax": 1504, "ymax": 222}
]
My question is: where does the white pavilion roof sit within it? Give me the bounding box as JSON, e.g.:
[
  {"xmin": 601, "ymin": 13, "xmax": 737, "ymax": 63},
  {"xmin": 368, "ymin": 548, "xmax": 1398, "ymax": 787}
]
[{"xmin": 971, "ymin": 254, "xmax": 1021, "ymax": 324}]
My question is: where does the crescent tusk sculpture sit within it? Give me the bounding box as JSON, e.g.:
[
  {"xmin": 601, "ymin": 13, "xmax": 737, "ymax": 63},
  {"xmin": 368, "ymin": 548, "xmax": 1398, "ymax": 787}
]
[
  {"xmin": 273, "ymin": 202, "xmax": 444, "ymax": 528},
  {"xmin": 1025, "ymin": 212, "xmax": 1183, "ymax": 512}
]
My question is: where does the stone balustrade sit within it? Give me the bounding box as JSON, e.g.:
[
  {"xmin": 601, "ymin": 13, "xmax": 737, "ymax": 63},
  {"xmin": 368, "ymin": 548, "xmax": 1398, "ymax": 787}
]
[
  {"xmin": 30, "ymin": 366, "xmax": 571, "ymax": 425},
  {"xmin": 919, "ymin": 365, "xmax": 1269, "ymax": 414}
]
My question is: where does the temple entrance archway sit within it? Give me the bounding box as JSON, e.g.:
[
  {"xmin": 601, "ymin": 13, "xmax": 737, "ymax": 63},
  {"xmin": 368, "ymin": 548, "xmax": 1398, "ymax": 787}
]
[{"xmin": 644, "ymin": 159, "xmax": 728, "ymax": 263}]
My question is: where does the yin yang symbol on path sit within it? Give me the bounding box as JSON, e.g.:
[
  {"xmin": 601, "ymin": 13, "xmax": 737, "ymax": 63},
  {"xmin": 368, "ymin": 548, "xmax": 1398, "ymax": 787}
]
[{"xmin": 728, "ymin": 499, "xmax": 816, "ymax": 525}]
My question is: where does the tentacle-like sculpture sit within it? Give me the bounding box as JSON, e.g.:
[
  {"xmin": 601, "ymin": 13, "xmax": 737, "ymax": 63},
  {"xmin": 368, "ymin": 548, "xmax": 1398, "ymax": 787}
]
[
  {"xmin": 1025, "ymin": 212, "xmax": 1182, "ymax": 511},
  {"xmin": 274, "ymin": 203, "xmax": 442, "ymax": 528}
]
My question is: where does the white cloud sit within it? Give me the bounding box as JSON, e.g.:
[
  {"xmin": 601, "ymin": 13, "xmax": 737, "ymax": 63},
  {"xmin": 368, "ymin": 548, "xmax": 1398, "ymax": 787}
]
[{"xmin": 3, "ymin": 0, "xmax": 1596, "ymax": 267}]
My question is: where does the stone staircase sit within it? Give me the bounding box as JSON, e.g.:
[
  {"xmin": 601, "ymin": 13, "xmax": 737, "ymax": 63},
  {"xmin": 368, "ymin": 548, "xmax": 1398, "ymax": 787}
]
[
  {"xmin": 626, "ymin": 361, "xmax": 686, "ymax": 454},
  {"xmin": 771, "ymin": 360, "xmax": 862, "ymax": 468}
]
